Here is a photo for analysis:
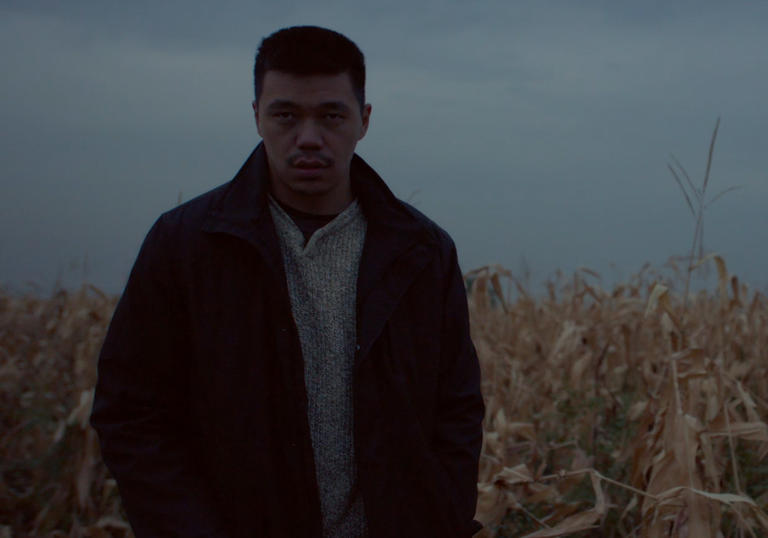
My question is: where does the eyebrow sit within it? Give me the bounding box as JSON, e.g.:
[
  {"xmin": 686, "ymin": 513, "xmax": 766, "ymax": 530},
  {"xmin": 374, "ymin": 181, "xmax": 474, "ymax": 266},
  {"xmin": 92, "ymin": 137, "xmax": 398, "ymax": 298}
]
[
  {"xmin": 265, "ymin": 100, "xmax": 298, "ymax": 111},
  {"xmin": 316, "ymin": 101, "xmax": 352, "ymax": 113},
  {"xmin": 265, "ymin": 100, "xmax": 352, "ymax": 113}
]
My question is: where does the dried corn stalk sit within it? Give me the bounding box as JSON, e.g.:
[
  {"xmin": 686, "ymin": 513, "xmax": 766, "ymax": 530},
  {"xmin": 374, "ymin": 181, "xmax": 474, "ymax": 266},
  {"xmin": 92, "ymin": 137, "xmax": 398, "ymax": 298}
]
[
  {"xmin": 1, "ymin": 257, "xmax": 767, "ymax": 536},
  {"xmin": 472, "ymin": 259, "xmax": 768, "ymax": 537}
]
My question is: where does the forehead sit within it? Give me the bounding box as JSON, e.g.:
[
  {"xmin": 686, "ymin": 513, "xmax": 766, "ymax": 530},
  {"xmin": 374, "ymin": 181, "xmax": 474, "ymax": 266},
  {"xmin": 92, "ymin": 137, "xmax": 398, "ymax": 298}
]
[{"xmin": 259, "ymin": 71, "xmax": 357, "ymax": 107}]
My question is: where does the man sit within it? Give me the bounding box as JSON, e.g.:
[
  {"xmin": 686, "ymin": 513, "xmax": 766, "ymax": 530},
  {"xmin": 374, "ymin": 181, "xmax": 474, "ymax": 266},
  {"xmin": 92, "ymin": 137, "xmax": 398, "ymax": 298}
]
[{"xmin": 91, "ymin": 26, "xmax": 484, "ymax": 538}]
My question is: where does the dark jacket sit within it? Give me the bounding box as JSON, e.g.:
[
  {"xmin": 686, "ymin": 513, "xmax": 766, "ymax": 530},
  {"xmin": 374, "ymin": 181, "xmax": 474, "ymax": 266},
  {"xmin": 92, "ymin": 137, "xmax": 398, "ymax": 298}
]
[{"xmin": 90, "ymin": 144, "xmax": 485, "ymax": 538}]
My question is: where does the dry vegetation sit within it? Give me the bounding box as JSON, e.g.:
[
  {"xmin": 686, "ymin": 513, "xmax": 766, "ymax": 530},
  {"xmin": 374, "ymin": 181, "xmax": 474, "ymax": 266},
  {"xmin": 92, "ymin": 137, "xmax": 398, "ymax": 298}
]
[
  {"xmin": 1, "ymin": 256, "xmax": 767, "ymax": 537},
  {"xmin": 472, "ymin": 258, "xmax": 768, "ymax": 537},
  {"xmin": 0, "ymin": 286, "xmax": 125, "ymax": 537}
]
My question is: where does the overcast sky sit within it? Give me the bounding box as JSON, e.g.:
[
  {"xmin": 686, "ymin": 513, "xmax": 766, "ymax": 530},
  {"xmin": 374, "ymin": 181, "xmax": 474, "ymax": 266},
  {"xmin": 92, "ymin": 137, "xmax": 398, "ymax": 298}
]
[{"xmin": 1, "ymin": 1, "xmax": 766, "ymax": 295}]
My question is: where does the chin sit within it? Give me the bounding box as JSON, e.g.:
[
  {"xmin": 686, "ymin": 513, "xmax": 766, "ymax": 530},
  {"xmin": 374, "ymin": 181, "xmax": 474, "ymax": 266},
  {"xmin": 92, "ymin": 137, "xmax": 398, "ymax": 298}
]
[{"xmin": 289, "ymin": 180, "xmax": 335, "ymax": 197}]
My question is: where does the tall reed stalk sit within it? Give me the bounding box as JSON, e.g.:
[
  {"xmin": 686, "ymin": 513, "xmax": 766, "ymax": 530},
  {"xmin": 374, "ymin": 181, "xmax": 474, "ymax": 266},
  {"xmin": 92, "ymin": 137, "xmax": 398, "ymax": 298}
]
[{"xmin": 667, "ymin": 117, "xmax": 741, "ymax": 324}]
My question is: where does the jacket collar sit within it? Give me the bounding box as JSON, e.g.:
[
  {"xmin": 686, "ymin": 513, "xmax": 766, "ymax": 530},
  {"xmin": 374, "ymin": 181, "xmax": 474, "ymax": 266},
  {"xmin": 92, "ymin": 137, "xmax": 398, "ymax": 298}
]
[
  {"xmin": 202, "ymin": 143, "xmax": 438, "ymax": 361},
  {"xmin": 202, "ymin": 142, "xmax": 431, "ymax": 240},
  {"xmin": 205, "ymin": 142, "xmax": 424, "ymax": 228}
]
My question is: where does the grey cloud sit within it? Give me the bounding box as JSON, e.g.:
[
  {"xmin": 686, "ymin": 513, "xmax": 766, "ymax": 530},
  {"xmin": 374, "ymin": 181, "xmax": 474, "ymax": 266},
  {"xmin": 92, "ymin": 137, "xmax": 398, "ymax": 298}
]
[{"xmin": 1, "ymin": 1, "xmax": 766, "ymax": 294}]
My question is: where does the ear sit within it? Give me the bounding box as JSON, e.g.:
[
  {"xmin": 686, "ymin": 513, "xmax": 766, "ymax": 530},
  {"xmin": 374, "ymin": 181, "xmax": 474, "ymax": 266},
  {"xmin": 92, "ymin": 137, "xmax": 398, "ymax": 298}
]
[
  {"xmin": 252, "ymin": 100, "xmax": 261, "ymax": 135},
  {"xmin": 358, "ymin": 103, "xmax": 372, "ymax": 140}
]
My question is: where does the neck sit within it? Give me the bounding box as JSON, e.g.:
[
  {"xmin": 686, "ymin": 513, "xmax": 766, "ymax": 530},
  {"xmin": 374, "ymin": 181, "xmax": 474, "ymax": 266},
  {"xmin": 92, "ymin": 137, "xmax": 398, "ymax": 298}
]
[{"xmin": 269, "ymin": 178, "xmax": 353, "ymax": 215}]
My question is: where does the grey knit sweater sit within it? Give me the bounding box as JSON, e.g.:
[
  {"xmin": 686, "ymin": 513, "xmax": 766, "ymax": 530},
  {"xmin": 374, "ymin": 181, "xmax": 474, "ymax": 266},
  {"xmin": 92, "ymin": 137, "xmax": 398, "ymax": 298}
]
[{"xmin": 268, "ymin": 196, "xmax": 368, "ymax": 537}]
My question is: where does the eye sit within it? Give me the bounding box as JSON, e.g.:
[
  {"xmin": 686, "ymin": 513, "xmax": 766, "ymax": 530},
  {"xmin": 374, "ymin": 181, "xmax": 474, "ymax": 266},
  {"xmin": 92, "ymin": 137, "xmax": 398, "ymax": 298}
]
[
  {"xmin": 273, "ymin": 111, "xmax": 295, "ymax": 121},
  {"xmin": 324, "ymin": 112, "xmax": 344, "ymax": 121}
]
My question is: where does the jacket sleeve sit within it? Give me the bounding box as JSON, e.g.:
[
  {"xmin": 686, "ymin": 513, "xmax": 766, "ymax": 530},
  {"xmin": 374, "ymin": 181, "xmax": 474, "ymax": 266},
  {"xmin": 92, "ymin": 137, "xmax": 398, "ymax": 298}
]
[
  {"xmin": 90, "ymin": 216, "xmax": 227, "ymax": 538},
  {"xmin": 433, "ymin": 240, "xmax": 486, "ymax": 536}
]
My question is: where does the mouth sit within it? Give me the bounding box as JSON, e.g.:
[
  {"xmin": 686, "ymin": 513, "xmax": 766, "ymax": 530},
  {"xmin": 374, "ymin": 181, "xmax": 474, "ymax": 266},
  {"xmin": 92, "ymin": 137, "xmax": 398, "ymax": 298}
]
[
  {"xmin": 290, "ymin": 154, "xmax": 333, "ymax": 171},
  {"xmin": 294, "ymin": 159, "xmax": 328, "ymax": 169},
  {"xmin": 291, "ymin": 159, "xmax": 331, "ymax": 180}
]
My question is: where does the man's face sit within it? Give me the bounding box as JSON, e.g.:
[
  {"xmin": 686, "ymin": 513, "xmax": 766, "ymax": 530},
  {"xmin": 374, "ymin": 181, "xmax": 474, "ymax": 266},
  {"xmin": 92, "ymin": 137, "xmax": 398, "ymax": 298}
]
[{"xmin": 253, "ymin": 70, "xmax": 371, "ymax": 213}]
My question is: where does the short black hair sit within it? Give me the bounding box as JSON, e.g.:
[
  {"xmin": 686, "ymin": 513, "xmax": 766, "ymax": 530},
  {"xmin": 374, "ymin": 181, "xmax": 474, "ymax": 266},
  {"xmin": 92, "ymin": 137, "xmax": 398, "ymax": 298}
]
[{"xmin": 254, "ymin": 26, "xmax": 366, "ymax": 111}]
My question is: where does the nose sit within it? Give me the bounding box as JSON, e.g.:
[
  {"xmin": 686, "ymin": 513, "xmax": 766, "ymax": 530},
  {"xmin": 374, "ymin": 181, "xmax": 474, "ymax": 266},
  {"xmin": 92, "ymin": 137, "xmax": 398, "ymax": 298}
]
[{"xmin": 295, "ymin": 119, "xmax": 323, "ymax": 149}]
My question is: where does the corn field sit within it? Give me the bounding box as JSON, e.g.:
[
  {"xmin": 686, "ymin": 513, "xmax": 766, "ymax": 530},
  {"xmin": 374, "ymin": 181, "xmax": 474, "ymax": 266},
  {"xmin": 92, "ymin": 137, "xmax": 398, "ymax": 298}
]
[{"xmin": 1, "ymin": 257, "xmax": 767, "ymax": 537}]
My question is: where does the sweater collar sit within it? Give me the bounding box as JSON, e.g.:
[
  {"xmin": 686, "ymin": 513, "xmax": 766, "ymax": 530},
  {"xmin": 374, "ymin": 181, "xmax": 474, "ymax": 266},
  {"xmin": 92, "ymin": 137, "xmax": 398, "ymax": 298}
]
[{"xmin": 201, "ymin": 143, "xmax": 440, "ymax": 362}]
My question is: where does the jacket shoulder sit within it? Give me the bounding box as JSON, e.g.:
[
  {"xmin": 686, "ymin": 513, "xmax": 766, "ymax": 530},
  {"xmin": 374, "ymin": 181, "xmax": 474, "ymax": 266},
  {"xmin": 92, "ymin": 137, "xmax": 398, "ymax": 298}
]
[
  {"xmin": 397, "ymin": 200, "xmax": 457, "ymax": 255},
  {"xmin": 134, "ymin": 180, "xmax": 236, "ymax": 270},
  {"xmin": 156, "ymin": 180, "xmax": 233, "ymax": 231}
]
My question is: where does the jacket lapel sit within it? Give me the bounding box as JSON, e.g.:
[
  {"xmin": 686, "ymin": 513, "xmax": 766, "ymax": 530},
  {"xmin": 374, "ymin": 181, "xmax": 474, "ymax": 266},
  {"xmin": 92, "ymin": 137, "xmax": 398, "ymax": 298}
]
[
  {"xmin": 355, "ymin": 228, "xmax": 434, "ymax": 362},
  {"xmin": 200, "ymin": 144, "xmax": 438, "ymax": 364},
  {"xmin": 350, "ymin": 155, "xmax": 438, "ymax": 363},
  {"xmin": 200, "ymin": 144, "xmax": 287, "ymax": 284}
]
